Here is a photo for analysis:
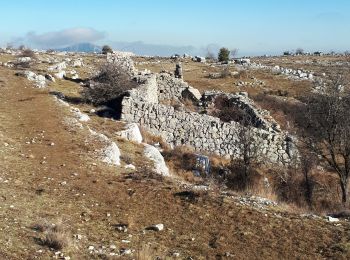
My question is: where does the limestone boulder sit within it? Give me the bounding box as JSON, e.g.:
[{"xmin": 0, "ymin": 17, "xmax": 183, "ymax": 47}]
[
  {"xmin": 118, "ymin": 123, "xmax": 143, "ymax": 143},
  {"xmin": 102, "ymin": 142, "xmax": 121, "ymax": 166},
  {"xmin": 144, "ymin": 144, "xmax": 169, "ymax": 176},
  {"xmin": 181, "ymin": 86, "xmax": 202, "ymax": 101}
]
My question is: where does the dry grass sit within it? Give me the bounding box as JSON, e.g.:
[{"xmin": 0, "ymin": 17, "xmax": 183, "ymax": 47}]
[
  {"xmin": 33, "ymin": 220, "xmax": 72, "ymax": 251},
  {"xmin": 139, "ymin": 126, "xmax": 169, "ymax": 149},
  {"xmin": 42, "ymin": 228, "xmax": 71, "ymax": 251},
  {"xmin": 1, "ymin": 54, "xmax": 350, "ymax": 259},
  {"xmin": 135, "ymin": 243, "xmax": 159, "ymax": 260}
]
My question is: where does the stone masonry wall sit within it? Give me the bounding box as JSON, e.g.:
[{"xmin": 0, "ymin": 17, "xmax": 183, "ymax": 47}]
[
  {"xmin": 121, "ymin": 96, "xmax": 293, "ymax": 163},
  {"xmin": 157, "ymin": 73, "xmax": 189, "ymax": 101},
  {"xmin": 108, "ymin": 53, "xmax": 295, "ymax": 164}
]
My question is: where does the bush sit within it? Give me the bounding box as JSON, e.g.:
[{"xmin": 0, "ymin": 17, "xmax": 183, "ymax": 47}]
[
  {"xmin": 218, "ymin": 48, "xmax": 230, "ymax": 62},
  {"xmin": 102, "ymin": 45, "xmax": 113, "ymax": 54},
  {"xmin": 225, "ymin": 159, "xmax": 261, "ymax": 191},
  {"xmin": 42, "ymin": 228, "xmax": 70, "ymax": 250},
  {"xmin": 82, "ymin": 63, "xmax": 138, "ymax": 106},
  {"xmin": 220, "ymin": 66, "xmax": 231, "ymax": 78},
  {"xmin": 19, "ymin": 49, "xmax": 36, "ymax": 58},
  {"xmin": 33, "ymin": 221, "xmax": 71, "ymax": 251},
  {"xmin": 212, "ymin": 95, "xmax": 249, "ymax": 124}
]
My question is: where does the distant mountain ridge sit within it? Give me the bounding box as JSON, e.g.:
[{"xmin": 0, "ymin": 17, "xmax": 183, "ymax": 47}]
[
  {"xmin": 109, "ymin": 41, "xmax": 198, "ymax": 56},
  {"xmin": 55, "ymin": 43, "xmax": 101, "ymax": 53},
  {"xmin": 54, "ymin": 41, "xmax": 202, "ymax": 57}
]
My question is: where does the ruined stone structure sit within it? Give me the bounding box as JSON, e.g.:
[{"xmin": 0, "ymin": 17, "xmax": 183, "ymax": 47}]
[
  {"xmin": 174, "ymin": 63, "xmax": 183, "ymax": 79},
  {"xmin": 107, "ymin": 54, "xmax": 295, "ymax": 164}
]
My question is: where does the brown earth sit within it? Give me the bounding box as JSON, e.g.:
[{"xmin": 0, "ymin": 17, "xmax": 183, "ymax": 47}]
[{"xmin": 1, "ymin": 60, "xmax": 350, "ymax": 259}]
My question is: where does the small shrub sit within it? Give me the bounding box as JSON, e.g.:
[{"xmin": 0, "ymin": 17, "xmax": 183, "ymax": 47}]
[
  {"xmin": 220, "ymin": 66, "xmax": 231, "ymax": 78},
  {"xmin": 212, "ymin": 95, "xmax": 249, "ymax": 124},
  {"xmin": 233, "ymin": 70, "xmax": 248, "ymax": 80},
  {"xmin": 33, "ymin": 221, "xmax": 71, "ymax": 251},
  {"xmin": 163, "ymin": 146, "xmax": 197, "ymax": 172},
  {"xmin": 139, "ymin": 127, "xmax": 169, "ymax": 150},
  {"xmin": 15, "ymin": 61, "xmax": 31, "ymax": 68},
  {"xmin": 102, "ymin": 45, "xmax": 113, "ymax": 54},
  {"xmin": 82, "ymin": 63, "xmax": 138, "ymax": 106},
  {"xmin": 136, "ymin": 243, "xmax": 159, "ymax": 260},
  {"xmin": 42, "ymin": 229, "xmax": 70, "ymax": 250},
  {"xmin": 218, "ymin": 47, "xmax": 230, "ymax": 62},
  {"xmin": 19, "ymin": 49, "xmax": 36, "ymax": 58},
  {"xmin": 225, "ymin": 159, "xmax": 261, "ymax": 191}
]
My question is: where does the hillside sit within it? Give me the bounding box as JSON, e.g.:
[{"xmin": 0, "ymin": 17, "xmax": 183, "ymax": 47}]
[{"xmin": 0, "ymin": 50, "xmax": 350, "ymax": 259}]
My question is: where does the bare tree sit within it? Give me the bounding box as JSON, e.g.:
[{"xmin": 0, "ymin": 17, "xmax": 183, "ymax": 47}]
[
  {"xmin": 230, "ymin": 48, "xmax": 238, "ymax": 59},
  {"xmin": 206, "ymin": 48, "xmax": 216, "ymax": 61},
  {"xmin": 296, "ymin": 48, "xmax": 304, "ymax": 55},
  {"xmin": 227, "ymin": 110, "xmax": 261, "ymax": 189},
  {"xmin": 82, "ymin": 63, "xmax": 138, "ymax": 106},
  {"xmin": 238, "ymin": 113, "xmax": 260, "ymax": 176},
  {"xmin": 298, "ymin": 147, "xmax": 316, "ymax": 207},
  {"xmin": 302, "ymin": 72, "xmax": 350, "ymax": 204}
]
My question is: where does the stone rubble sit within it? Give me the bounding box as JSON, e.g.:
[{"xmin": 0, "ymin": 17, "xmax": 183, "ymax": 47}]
[{"xmin": 16, "ymin": 70, "xmax": 46, "ymax": 88}]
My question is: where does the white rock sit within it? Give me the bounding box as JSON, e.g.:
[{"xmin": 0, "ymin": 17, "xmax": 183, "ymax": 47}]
[
  {"xmin": 102, "ymin": 142, "xmax": 121, "ymax": 166},
  {"xmin": 118, "ymin": 123, "xmax": 142, "ymax": 143},
  {"xmin": 24, "ymin": 71, "xmax": 36, "ymax": 81},
  {"xmin": 146, "ymin": 223, "xmax": 164, "ymax": 231},
  {"xmin": 124, "ymin": 164, "xmax": 136, "ymax": 170},
  {"xmin": 121, "ymin": 249, "xmax": 132, "ymax": 255},
  {"xmin": 327, "ymin": 216, "xmax": 339, "ymax": 222},
  {"xmin": 45, "ymin": 74, "xmax": 55, "ymax": 82},
  {"xmin": 144, "ymin": 144, "xmax": 169, "ymax": 176},
  {"xmin": 72, "ymin": 59, "xmax": 83, "ymax": 67},
  {"xmin": 17, "ymin": 57, "xmax": 31, "ymax": 63},
  {"xmin": 35, "ymin": 75, "xmax": 46, "ymax": 88},
  {"xmin": 55, "ymin": 71, "xmax": 66, "ymax": 79},
  {"xmin": 186, "ymin": 86, "xmax": 202, "ymax": 101},
  {"xmin": 71, "ymin": 107, "xmax": 90, "ymax": 122},
  {"xmin": 49, "ymin": 62, "xmax": 66, "ymax": 71}
]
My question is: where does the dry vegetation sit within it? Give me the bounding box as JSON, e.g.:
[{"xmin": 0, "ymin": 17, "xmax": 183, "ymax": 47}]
[{"xmin": 1, "ymin": 51, "xmax": 350, "ymax": 259}]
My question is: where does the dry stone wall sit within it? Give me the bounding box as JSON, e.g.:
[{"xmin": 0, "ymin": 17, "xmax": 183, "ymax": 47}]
[
  {"xmin": 121, "ymin": 91, "xmax": 294, "ymax": 164},
  {"xmin": 108, "ymin": 53, "xmax": 295, "ymax": 164},
  {"xmin": 157, "ymin": 73, "xmax": 189, "ymax": 101}
]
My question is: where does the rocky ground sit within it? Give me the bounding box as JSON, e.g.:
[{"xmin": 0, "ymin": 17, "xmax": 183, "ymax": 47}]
[{"xmin": 1, "ymin": 51, "xmax": 350, "ymax": 259}]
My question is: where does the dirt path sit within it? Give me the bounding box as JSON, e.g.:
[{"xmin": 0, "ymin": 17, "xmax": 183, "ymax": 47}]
[{"xmin": 0, "ymin": 66, "xmax": 350, "ymax": 259}]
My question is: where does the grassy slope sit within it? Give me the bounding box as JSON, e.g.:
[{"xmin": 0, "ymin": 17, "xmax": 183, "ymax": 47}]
[{"xmin": 0, "ymin": 56, "xmax": 349, "ymax": 259}]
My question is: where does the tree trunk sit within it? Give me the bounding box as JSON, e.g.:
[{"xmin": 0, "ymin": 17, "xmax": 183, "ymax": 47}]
[
  {"xmin": 340, "ymin": 178, "xmax": 348, "ymax": 205},
  {"xmin": 304, "ymin": 173, "xmax": 313, "ymax": 207}
]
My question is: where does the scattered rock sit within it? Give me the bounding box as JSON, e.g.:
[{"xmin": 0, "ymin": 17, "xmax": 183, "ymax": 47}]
[
  {"xmin": 54, "ymin": 71, "xmax": 66, "ymax": 79},
  {"xmin": 45, "ymin": 74, "xmax": 55, "ymax": 82},
  {"xmin": 71, "ymin": 107, "xmax": 90, "ymax": 122},
  {"xmin": 144, "ymin": 144, "xmax": 169, "ymax": 176},
  {"xmin": 327, "ymin": 216, "xmax": 340, "ymax": 222},
  {"xmin": 117, "ymin": 123, "xmax": 143, "ymax": 143},
  {"xmin": 146, "ymin": 223, "xmax": 164, "ymax": 231},
  {"xmin": 101, "ymin": 142, "xmax": 121, "ymax": 166},
  {"xmin": 124, "ymin": 164, "xmax": 136, "ymax": 170}
]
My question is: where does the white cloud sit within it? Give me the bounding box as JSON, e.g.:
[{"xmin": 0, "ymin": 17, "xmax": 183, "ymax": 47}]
[{"xmin": 18, "ymin": 27, "xmax": 106, "ymax": 48}]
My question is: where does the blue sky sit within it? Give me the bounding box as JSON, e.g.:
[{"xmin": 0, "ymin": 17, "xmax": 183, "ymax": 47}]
[{"xmin": 1, "ymin": 0, "xmax": 349, "ymax": 55}]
